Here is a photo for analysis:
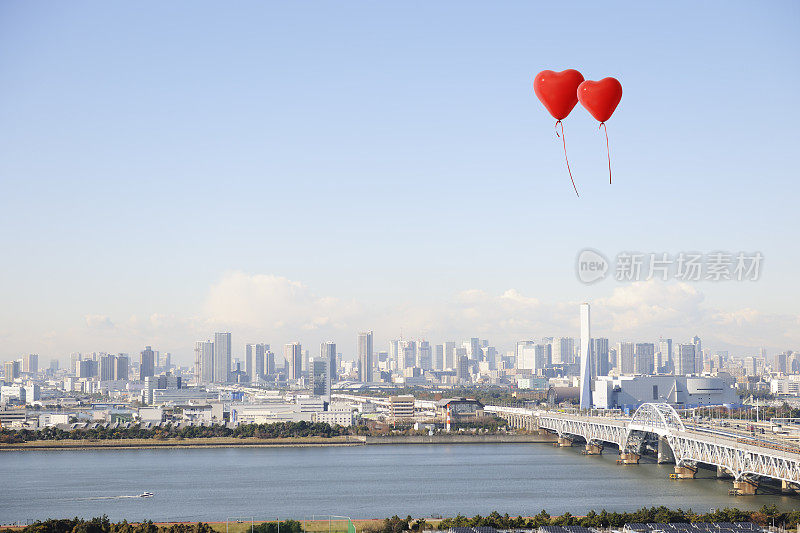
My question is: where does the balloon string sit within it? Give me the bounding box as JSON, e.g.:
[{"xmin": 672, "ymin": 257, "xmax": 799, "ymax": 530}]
[
  {"xmin": 600, "ymin": 122, "xmax": 612, "ymax": 184},
  {"xmin": 555, "ymin": 120, "xmax": 579, "ymax": 197}
]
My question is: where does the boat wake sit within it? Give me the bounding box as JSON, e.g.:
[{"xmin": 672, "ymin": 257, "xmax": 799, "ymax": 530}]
[{"xmin": 66, "ymin": 492, "xmax": 153, "ymax": 501}]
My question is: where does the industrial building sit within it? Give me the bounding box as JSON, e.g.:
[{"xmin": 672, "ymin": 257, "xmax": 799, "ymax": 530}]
[{"xmin": 592, "ymin": 375, "xmax": 740, "ymax": 411}]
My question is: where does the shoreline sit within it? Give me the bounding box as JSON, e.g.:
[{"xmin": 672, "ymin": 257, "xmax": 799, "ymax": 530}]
[{"xmin": 0, "ymin": 433, "xmax": 554, "ymax": 451}]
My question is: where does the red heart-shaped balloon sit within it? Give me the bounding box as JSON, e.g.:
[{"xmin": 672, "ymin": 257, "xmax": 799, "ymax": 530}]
[
  {"xmin": 577, "ymin": 77, "xmax": 622, "ymax": 123},
  {"xmin": 533, "ymin": 69, "xmax": 584, "ymax": 120}
]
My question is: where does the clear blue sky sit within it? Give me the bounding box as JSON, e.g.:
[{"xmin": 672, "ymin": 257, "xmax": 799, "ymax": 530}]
[{"xmin": 1, "ymin": 1, "xmax": 798, "ymax": 362}]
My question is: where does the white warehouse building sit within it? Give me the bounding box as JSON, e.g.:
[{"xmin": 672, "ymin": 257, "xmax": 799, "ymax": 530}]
[{"xmin": 592, "ymin": 375, "xmax": 740, "ymax": 411}]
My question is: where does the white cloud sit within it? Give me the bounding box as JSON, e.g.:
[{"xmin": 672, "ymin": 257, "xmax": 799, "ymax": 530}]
[
  {"xmin": 84, "ymin": 314, "xmax": 115, "ymax": 329},
  {"xmin": 12, "ymin": 275, "xmax": 798, "ymax": 365}
]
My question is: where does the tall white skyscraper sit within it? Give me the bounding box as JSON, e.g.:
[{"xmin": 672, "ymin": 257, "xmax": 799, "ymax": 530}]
[
  {"xmin": 358, "ymin": 331, "xmax": 374, "ymax": 382},
  {"xmin": 658, "ymin": 338, "xmax": 673, "ymax": 373},
  {"xmin": 676, "ymin": 343, "xmax": 696, "ymax": 376},
  {"xmin": 579, "ymin": 303, "xmax": 592, "ymax": 410},
  {"xmin": 285, "ymin": 342, "xmax": 302, "ymax": 380},
  {"xmin": 213, "ymin": 332, "xmax": 231, "ymax": 383}
]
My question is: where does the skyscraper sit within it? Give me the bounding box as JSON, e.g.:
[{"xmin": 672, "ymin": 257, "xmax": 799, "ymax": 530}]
[
  {"xmin": 618, "ymin": 342, "xmax": 635, "ymax": 374},
  {"xmin": 285, "ymin": 342, "xmax": 302, "ymax": 380},
  {"xmin": 675, "ymin": 344, "xmax": 696, "ymax": 376},
  {"xmin": 443, "ymin": 341, "xmax": 456, "ymax": 370},
  {"xmin": 552, "ymin": 337, "xmax": 575, "ymax": 364},
  {"xmin": 417, "ymin": 340, "xmax": 432, "ymax": 370},
  {"xmin": 579, "ymin": 303, "xmax": 592, "ymax": 410},
  {"xmin": 592, "ymin": 338, "xmax": 610, "ymax": 377},
  {"xmin": 658, "ymin": 338, "xmax": 673, "ymax": 373},
  {"xmin": 115, "ymin": 354, "xmax": 129, "ymax": 381},
  {"xmin": 321, "ymin": 342, "xmax": 337, "ymax": 382},
  {"xmin": 310, "ymin": 357, "xmax": 331, "ymax": 402},
  {"xmin": 196, "ymin": 341, "xmax": 214, "ymax": 383},
  {"xmin": 398, "ymin": 340, "xmax": 416, "ymax": 370},
  {"xmin": 456, "ymin": 354, "xmax": 470, "ymax": 382},
  {"xmin": 140, "ymin": 346, "xmax": 155, "ymax": 380},
  {"xmin": 634, "ymin": 343, "xmax": 655, "ymax": 374},
  {"xmin": 214, "ymin": 332, "xmax": 231, "ymax": 383},
  {"xmin": 358, "ymin": 331, "xmax": 374, "ymax": 383},
  {"xmin": 99, "ymin": 353, "xmax": 116, "ymax": 381},
  {"xmin": 434, "ymin": 344, "xmax": 444, "ymax": 370},
  {"xmin": 22, "ymin": 354, "xmax": 38, "ymax": 374},
  {"xmin": 691, "ymin": 335, "xmax": 703, "ymax": 373},
  {"xmin": 265, "ymin": 349, "xmax": 275, "ymax": 376}
]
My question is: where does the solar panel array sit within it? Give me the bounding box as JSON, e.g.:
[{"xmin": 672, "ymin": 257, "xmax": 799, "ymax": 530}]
[
  {"xmin": 624, "ymin": 523, "xmax": 762, "ymax": 533},
  {"xmin": 453, "ymin": 522, "xmax": 761, "ymax": 533}
]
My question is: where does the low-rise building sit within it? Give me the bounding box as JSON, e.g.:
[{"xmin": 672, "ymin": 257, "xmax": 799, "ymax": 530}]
[
  {"xmin": 389, "ymin": 395, "xmax": 415, "ymax": 422},
  {"xmin": 436, "ymin": 398, "xmax": 484, "ymax": 423}
]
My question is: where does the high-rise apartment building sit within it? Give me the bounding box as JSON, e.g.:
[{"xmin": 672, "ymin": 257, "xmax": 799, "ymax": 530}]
[
  {"xmin": 285, "ymin": 342, "xmax": 302, "ymax": 380},
  {"xmin": 417, "ymin": 340, "xmax": 432, "ymax": 371},
  {"xmin": 310, "ymin": 357, "xmax": 331, "ymax": 402},
  {"xmin": 618, "ymin": 342, "xmax": 635, "ymax": 374},
  {"xmin": 434, "ymin": 344, "xmax": 444, "ymax": 370},
  {"xmin": 691, "ymin": 335, "xmax": 703, "ymax": 373},
  {"xmin": 456, "ymin": 354, "xmax": 470, "ymax": 382},
  {"xmin": 658, "ymin": 338, "xmax": 673, "ymax": 373},
  {"xmin": 246, "ymin": 343, "xmax": 268, "ymax": 380},
  {"xmin": 552, "ymin": 337, "xmax": 575, "ymax": 365},
  {"xmin": 213, "ymin": 333, "xmax": 231, "ymax": 383},
  {"xmin": 4, "ymin": 360, "xmax": 20, "ymax": 381},
  {"xmin": 22, "ymin": 354, "xmax": 38, "ymax": 374},
  {"xmin": 675, "ymin": 343, "xmax": 696, "ymax": 376},
  {"xmin": 592, "ymin": 338, "xmax": 610, "ymax": 378},
  {"xmin": 443, "ymin": 341, "xmax": 456, "ymax": 370},
  {"xmin": 634, "ymin": 343, "xmax": 655, "ymax": 374},
  {"xmin": 115, "ymin": 354, "xmax": 129, "ymax": 381},
  {"xmin": 321, "ymin": 342, "xmax": 337, "ymax": 382},
  {"xmin": 99, "ymin": 354, "xmax": 116, "ymax": 381},
  {"xmin": 140, "ymin": 346, "xmax": 155, "ymax": 380},
  {"xmin": 398, "ymin": 340, "xmax": 416, "ymax": 370},
  {"xmin": 195, "ymin": 341, "xmax": 214, "ymax": 383},
  {"xmin": 358, "ymin": 331, "xmax": 374, "ymax": 383}
]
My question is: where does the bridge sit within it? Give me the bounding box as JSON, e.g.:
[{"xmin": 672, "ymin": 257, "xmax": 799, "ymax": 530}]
[{"xmin": 485, "ymin": 403, "xmax": 800, "ymax": 495}]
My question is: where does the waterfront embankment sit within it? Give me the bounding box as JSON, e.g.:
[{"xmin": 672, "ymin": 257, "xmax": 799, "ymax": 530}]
[{"xmin": 0, "ymin": 433, "xmax": 554, "ymax": 450}]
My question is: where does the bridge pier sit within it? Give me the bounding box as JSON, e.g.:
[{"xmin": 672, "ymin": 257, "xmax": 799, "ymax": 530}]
[
  {"xmin": 557, "ymin": 436, "xmax": 572, "ymax": 447},
  {"xmin": 781, "ymin": 480, "xmax": 799, "ymax": 494},
  {"xmin": 584, "ymin": 443, "xmax": 603, "ymax": 455},
  {"xmin": 617, "ymin": 452, "xmax": 640, "ymax": 464},
  {"xmin": 731, "ymin": 479, "xmax": 758, "ymax": 495},
  {"xmin": 657, "ymin": 437, "xmax": 675, "ymax": 464},
  {"xmin": 671, "ymin": 465, "xmax": 697, "ymax": 479}
]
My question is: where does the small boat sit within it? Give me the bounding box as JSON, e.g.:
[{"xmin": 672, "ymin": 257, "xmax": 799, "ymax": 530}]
[{"xmin": 138, "ymin": 492, "xmax": 154, "ymax": 498}]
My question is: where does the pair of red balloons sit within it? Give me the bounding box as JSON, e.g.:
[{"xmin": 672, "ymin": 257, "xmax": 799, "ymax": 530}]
[
  {"xmin": 533, "ymin": 69, "xmax": 622, "ymax": 195},
  {"xmin": 534, "ymin": 69, "xmax": 622, "ymax": 123}
]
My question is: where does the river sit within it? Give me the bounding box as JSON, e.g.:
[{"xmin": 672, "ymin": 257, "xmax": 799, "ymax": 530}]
[{"xmin": 1, "ymin": 443, "xmax": 797, "ymax": 523}]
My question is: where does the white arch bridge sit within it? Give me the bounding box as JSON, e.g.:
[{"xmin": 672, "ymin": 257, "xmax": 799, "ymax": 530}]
[{"xmin": 486, "ymin": 403, "xmax": 800, "ymax": 492}]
